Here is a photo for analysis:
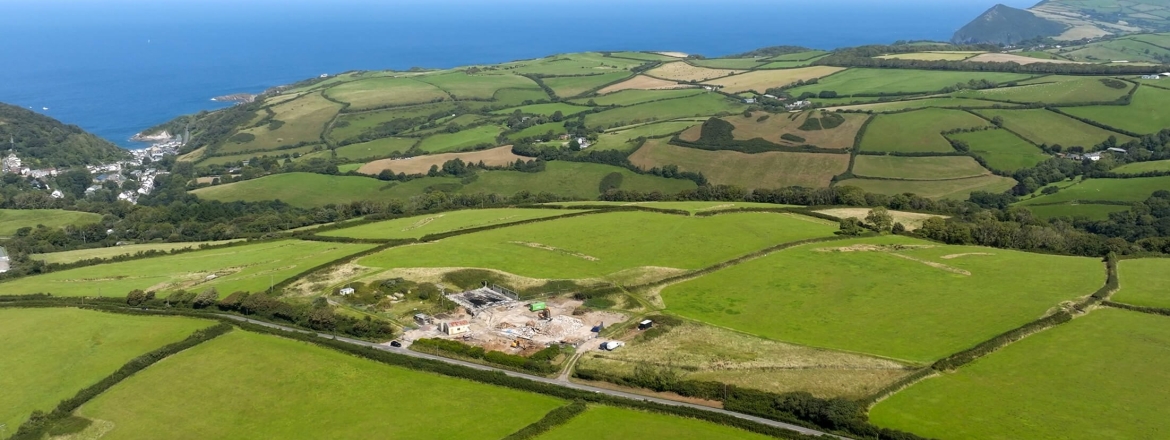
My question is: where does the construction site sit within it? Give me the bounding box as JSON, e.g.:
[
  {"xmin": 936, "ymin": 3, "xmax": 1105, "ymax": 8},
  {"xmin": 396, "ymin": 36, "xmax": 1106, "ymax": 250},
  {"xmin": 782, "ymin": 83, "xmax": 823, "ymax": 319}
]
[{"xmin": 404, "ymin": 285, "xmax": 627, "ymax": 356}]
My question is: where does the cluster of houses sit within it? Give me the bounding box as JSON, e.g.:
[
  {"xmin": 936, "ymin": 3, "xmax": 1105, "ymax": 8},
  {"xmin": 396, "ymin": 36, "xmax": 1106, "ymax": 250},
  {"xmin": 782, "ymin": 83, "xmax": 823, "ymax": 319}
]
[
  {"xmin": 1140, "ymin": 73, "xmax": 1170, "ymax": 80},
  {"xmin": 1060, "ymin": 147, "xmax": 1128, "ymax": 161},
  {"xmin": 743, "ymin": 94, "xmax": 811, "ymax": 111},
  {"xmin": 1, "ymin": 137, "xmax": 180, "ymax": 204}
]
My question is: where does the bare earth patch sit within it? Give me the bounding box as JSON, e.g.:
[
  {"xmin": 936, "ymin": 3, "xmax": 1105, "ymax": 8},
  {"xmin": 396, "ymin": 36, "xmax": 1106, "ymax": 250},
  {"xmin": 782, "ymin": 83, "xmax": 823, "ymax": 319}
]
[
  {"xmin": 888, "ymin": 253, "xmax": 972, "ymax": 276},
  {"xmin": 598, "ymin": 75, "xmax": 693, "ymax": 94},
  {"xmin": 815, "ymin": 208, "xmax": 947, "ymax": 231},
  {"xmin": 940, "ymin": 252, "xmax": 995, "ymax": 260},
  {"xmin": 654, "ymin": 51, "xmax": 689, "ymax": 58},
  {"xmin": 357, "ymin": 145, "xmax": 523, "ymax": 175},
  {"xmin": 286, "ymin": 262, "xmax": 377, "ymax": 297}
]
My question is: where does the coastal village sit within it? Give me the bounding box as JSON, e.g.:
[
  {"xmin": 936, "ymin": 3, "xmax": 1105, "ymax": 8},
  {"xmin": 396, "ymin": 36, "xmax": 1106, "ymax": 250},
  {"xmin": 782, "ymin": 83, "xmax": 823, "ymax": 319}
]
[{"xmin": 1, "ymin": 137, "xmax": 181, "ymax": 204}]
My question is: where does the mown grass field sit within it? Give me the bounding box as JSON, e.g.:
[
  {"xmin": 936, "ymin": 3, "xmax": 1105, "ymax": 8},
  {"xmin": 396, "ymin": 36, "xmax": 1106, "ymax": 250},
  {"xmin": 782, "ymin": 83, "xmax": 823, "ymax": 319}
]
[
  {"xmin": 358, "ymin": 210, "xmax": 838, "ymax": 280},
  {"xmin": 534, "ymin": 406, "xmax": 775, "ymax": 440},
  {"xmin": 1063, "ymin": 85, "xmax": 1170, "ymax": 134},
  {"xmin": 860, "ymin": 108, "xmax": 989, "ymax": 153},
  {"xmin": 0, "ymin": 209, "xmax": 102, "ymax": 237},
  {"xmin": 947, "ymin": 128, "xmax": 1049, "ymax": 171},
  {"xmin": 319, "ymin": 208, "xmax": 588, "ymax": 239},
  {"xmin": 324, "ymin": 77, "xmax": 449, "ymax": 111},
  {"xmin": 543, "ymin": 72, "xmax": 632, "ymax": 98},
  {"xmin": 506, "ymin": 53, "xmax": 644, "ymax": 76},
  {"xmin": 333, "ymin": 137, "xmax": 417, "ymax": 161},
  {"xmin": 1023, "ymin": 203, "xmax": 1130, "ymax": 220},
  {"xmin": 219, "ymin": 93, "xmax": 341, "ymax": 154},
  {"xmin": 0, "ymin": 240, "xmax": 374, "ymax": 297},
  {"xmin": 492, "ymin": 102, "xmax": 592, "ymax": 117},
  {"xmin": 546, "ymin": 200, "xmax": 794, "ymax": 212},
  {"xmin": 871, "ymin": 309, "xmax": 1170, "ymax": 440},
  {"xmin": 1016, "ymin": 176, "xmax": 1170, "ymax": 205},
  {"xmin": 78, "ymin": 330, "xmax": 564, "ymax": 440},
  {"xmin": 977, "ymin": 108, "xmax": 1131, "ymax": 147},
  {"xmin": 1114, "ymin": 258, "xmax": 1170, "ymax": 308},
  {"xmin": 583, "ymin": 93, "xmax": 742, "ymax": 129},
  {"xmin": 786, "ymin": 69, "xmax": 1033, "ymax": 97},
  {"xmin": 1111, "ymin": 159, "xmax": 1170, "ymax": 174},
  {"xmin": 415, "ymin": 125, "xmax": 503, "ymax": 153},
  {"xmin": 851, "ymin": 156, "xmax": 990, "ymax": 180},
  {"xmin": 954, "ymin": 77, "xmax": 1131, "ymax": 104},
  {"xmin": 688, "ymin": 58, "xmax": 770, "ymax": 70},
  {"xmin": 507, "ymin": 122, "xmax": 568, "ymax": 141},
  {"xmin": 577, "ymin": 322, "xmax": 912, "ymax": 399},
  {"xmin": 702, "ymin": 66, "xmax": 845, "ymax": 93},
  {"xmin": 415, "ymin": 72, "xmax": 539, "ymax": 100},
  {"xmin": 32, "ymin": 240, "xmax": 242, "ymax": 264},
  {"xmin": 494, "ymin": 88, "xmax": 553, "ymax": 106},
  {"xmin": 0, "ymin": 308, "xmax": 212, "ymax": 432},
  {"xmin": 591, "ymin": 121, "xmax": 700, "ymax": 152},
  {"xmin": 192, "ymin": 173, "xmax": 400, "ymax": 207},
  {"xmin": 661, "ymin": 235, "xmax": 1104, "ymax": 362},
  {"xmin": 836, "ymin": 175, "xmax": 1017, "ymax": 200},
  {"xmin": 827, "ymin": 97, "xmax": 1014, "ymax": 112},
  {"xmin": 570, "ymin": 88, "xmax": 703, "ymax": 107},
  {"xmin": 630, "ymin": 140, "xmax": 848, "ymax": 189}
]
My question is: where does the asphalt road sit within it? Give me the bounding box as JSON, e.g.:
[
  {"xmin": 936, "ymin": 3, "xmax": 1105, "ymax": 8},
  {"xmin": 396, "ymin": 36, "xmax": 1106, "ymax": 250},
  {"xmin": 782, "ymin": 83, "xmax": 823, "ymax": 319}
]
[{"xmin": 215, "ymin": 314, "xmax": 847, "ymax": 439}]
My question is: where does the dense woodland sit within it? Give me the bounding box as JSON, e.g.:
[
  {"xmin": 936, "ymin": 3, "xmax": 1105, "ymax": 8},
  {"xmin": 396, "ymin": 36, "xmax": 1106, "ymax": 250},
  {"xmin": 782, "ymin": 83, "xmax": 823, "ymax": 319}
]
[{"xmin": 0, "ymin": 103, "xmax": 128, "ymax": 167}]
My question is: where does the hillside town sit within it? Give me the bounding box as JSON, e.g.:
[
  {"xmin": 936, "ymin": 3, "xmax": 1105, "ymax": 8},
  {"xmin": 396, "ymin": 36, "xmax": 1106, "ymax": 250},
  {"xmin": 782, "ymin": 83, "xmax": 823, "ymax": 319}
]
[{"xmin": 1, "ymin": 137, "xmax": 181, "ymax": 204}]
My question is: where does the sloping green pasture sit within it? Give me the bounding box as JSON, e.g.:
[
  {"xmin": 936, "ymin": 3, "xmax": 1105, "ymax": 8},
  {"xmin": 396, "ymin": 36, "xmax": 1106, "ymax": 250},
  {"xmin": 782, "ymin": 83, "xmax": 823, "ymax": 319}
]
[
  {"xmin": 1016, "ymin": 176, "xmax": 1170, "ymax": 205},
  {"xmin": 1111, "ymin": 159, "xmax": 1170, "ymax": 174},
  {"xmin": 953, "ymin": 77, "xmax": 1131, "ymax": 104},
  {"xmin": 947, "ymin": 128, "xmax": 1049, "ymax": 171},
  {"xmin": 543, "ymin": 72, "xmax": 633, "ymax": 98},
  {"xmin": 358, "ymin": 211, "xmax": 838, "ymax": 280},
  {"xmin": 570, "ymin": 88, "xmax": 704, "ymax": 107},
  {"xmin": 0, "ymin": 308, "xmax": 212, "ymax": 432},
  {"xmin": 415, "ymin": 125, "xmax": 503, "ymax": 153},
  {"xmin": 32, "ymin": 240, "xmax": 241, "ymax": 265},
  {"xmin": 851, "ymin": 156, "xmax": 990, "ymax": 180},
  {"xmin": 415, "ymin": 72, "xmax": 539, "ymax": 100},
  {"xmin": 836, "ymin": 176, "xmax": 1017, "ymax": 200},
  {"xmin": 860, "ymin": 108, "xmax": 989, "ymax": 153},
  {"xmin": 1063, "ymin": 85, "xmax": 1170, "ymax": 134},
  {"xmin": 1114, "ymin": 258, "xmax": 1170, "ymax": 308},
  {"xmin": 787, "ymin": 69, "xmax": 1033, "ymax": 96},
  {"xmin": 320, "ymin": 208, "xmax": 588, "ymax": 240},
  {"xmin": 871, "ymin": 309, "xmax": 1170, "ymax": 440},
  {"xmin": 661, "ymin": 235, "xmax": 1104, "ymax": 362},
  {"xmin": 324, "ymin": 77, "xmax": 450, "ymax": 111},
  {"xmin": 583, "ymin": 93, "xmax": 742, "ymax": 129},
  {"xmin": 0, "ymin": 209, "xmax": 101, "ymax": 237},
  {"xmin": 1023, "ymin": 203, "xmax": 1131, "ymax": 221},
  {"xmin": 534, "ymin": 406, "xmax": 774, "ymax": 440},
  {"xmin": 976, "ymin": 108, "xmax": 1130, "ymax": 147}
]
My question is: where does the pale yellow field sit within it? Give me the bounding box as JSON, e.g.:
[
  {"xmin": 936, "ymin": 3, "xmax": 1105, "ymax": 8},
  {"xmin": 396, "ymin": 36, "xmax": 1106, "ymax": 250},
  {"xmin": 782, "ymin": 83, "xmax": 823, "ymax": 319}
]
[
  {"xmin": 966, "ymin": 53, "xmax": 1083, "ymax": 65},
  {"xmin": 324, "ymin": 77, "xmax": 450, "ymax": 110},
  {"xmin": 702, "ymin": 66, "xmax": 845, "ymax": 93},
  {"xmin": 357, "ymin": 145, "xmax": 526, "ymax": 175},
  {"xmin": 598, "ymin": 75, "xmax": 690, "ymax": 94},
  {"xmin": 877, "ymin": 52, "xmax": 983, "ymax": 61},
  {"xmin": 629, "ymin": 139, "xmax": 848, "ymax": 189},
  {"xmin": 220, "ymin": 92, "xmax": 342, "ymax": 154},
  {"xmin": 814, "ymin": 208, "xmax": 947, "ymax": 231},
  {"xmin": 680, "ymin": 112, "xmax": 869, "ymax": 150},
  {"xmin": 645, "ymin": 62, "xmax": 741, "ymax": 82}
]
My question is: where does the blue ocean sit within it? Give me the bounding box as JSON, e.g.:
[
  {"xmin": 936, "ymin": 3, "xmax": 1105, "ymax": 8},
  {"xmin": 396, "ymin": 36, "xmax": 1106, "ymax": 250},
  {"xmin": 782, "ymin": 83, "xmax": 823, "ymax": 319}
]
[{"xmin": 0, "ymin": 0, "xmax": 1036, "ymax": 148}]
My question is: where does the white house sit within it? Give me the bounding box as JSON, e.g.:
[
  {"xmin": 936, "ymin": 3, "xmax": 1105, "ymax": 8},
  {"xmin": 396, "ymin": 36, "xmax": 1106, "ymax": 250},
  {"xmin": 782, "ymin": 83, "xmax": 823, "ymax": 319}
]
[
  {"xmin": 1085, "ymin": 152, "xmax": 1103, "ymax": 161},
  {"xmin": 441, "ymin": 320, "xmax": 470, "ymax": 336}
]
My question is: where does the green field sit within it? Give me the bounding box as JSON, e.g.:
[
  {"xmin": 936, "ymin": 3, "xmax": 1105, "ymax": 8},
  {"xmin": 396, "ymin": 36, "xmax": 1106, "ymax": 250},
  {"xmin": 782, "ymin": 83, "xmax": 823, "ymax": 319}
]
[
  {"xmin": 543, "ymin": 72, "xmax": 633, "ymax": 98},
  {"xmin": 661, "ymin": 235, "xmax": 1104, "ymax": 362},
  {"xmin": 415, "ymin": 72, "xmax": 540, "ymax": 100},
  {"xmin": 570, "ymin": 88, "xmax": 703, "ymax": 107},
  {"xmin": 583, "ymin": 93, "xmax": 742, "ymax": 129},
  {"xmin": 324, "ymin": 77, "xmax": 449, "ymax": 111},
  {"xmin": 1114, "ymin": 258, "xmax": 1170, "ymax": 308},
  {"xmin": 358, "ymin": 211, "xmax": 837, "ymax": 280},
  {"xmin": 877, "ymin": 51, "xmax": 981, "ymax": 61},
  {"xmin": 947, "ymin": 128, "xmax": 1050, "ymax": 171},
  {"xmin": 1017, "ymin": 176, "xmax": 1170, "ymax": 205},
  {"xmin": 492, "ymin": 102, "xmax": 593, "ymax": 117},
  {"xmin": 0, "ymin": 308, "xmax": 212, "ymax": 432},
  {"xmin": 977, "ymin": 108, "xmax": 1131, "ymax": 148},
  {"xmin": 0, "ymin": 240, "xmax": 374, "ymax": 297},
  {"xmin": 534, "ymin": 406, "xmax": 774, "ymax": 440},
  {"xmin": 545, "ymin": 200, "xmax": 795, "ymax": 212},
  {"xmin": 860, "ymin": 108, "xmax": 989, "ymax": 153},
  {"xmin": 1063, "ymin": 85, "xmax": 1170, "ymax": 134},
  {"xmin": 630, "ymin": 140, "xmax": 849, "ymax": 189},
  {"xmin": 416, "ymin": 125, "xmax": 503, "ymax": 153},
  {"xmin": 836, "ymin": 175, "xmax": 1017, "ymax": 200},
  {"xmin": 607, "ymin": 51, "xmax": 677, "ymax": 61},
  {"xmin": 851, "ymin": 156, "xmax": 990, "ymax": 180},
  {"xmin": 954, "ymin": 77, "xmax": 1131, "ymax": 104},
  {"xmin": 0, "ymin": 209, "xmax": 102, "ymax": 237},
  {"xmin": 1112, "ymin": 159, "xmax": 1170, "ymax": 174},
  {"xmin": 787, "ymin": 69, "xmax": 1033, "ymax": 97},
  {"xmin": 591, "ymin": 121, "xmax": 700, "ymax": 151},
  {"xmin": 828, "ymin": 97, "xmax": 1015, "ymax": 112},
  {"xmin": 494, "ymin": 88, "xmax": 553, "ymax": 106},
  {"xmin": 768, "ymin": 50, "xmax": 829, "ymax": 61},
  {"xmin": 688, "ymin": 58, "xmax": 769, "ymax": 69},
  {"xmin": 871, "ymin": 309, "xmax": 1170, "ymax": 440},
  {"xmin": 32, "ymin": 240, "xmax": 242, "ymax": 265},
  {"xmin": 507, "ymin": 53, "xmax": 645, "ymax": 76},
  {"xmin": 78, "ymin": 330, "xmax": 563, "ymax": 440},
  {"xmin": 319, "ymin": 208, "xmax": 588, "ymax": 239},
  {"xmin": 333, "ymin": 137, "xmax": 418, "ymax": 161},
  {"xmin": 1023, "ymin": 203, "xmax": 1131, "ymax": 220},
  {"xmin": 219, "ymin": 93, "xmax": 341, "ymax": 154},
  {"xmin": 199, "ymin": 145, "xmax": 321, "ymax": 166},
  {"xmin": 328, "ymin": 102, "xmax": 457, "ymax": 142}
]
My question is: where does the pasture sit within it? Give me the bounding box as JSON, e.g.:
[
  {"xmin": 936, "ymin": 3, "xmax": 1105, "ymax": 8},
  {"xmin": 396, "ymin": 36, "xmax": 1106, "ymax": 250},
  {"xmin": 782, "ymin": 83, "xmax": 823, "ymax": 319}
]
[
  {"xmin": 877, "ymin": 51, "xmax": 982, "ymax": 61},
  {"xmin": 851, "ymin": 156, "xmax": 990, "ymax": 180},
  {"xmin": 415, "ymin": 125, "xmax": 503, "ymax": 153},
  {"xmin": 768, "ymin": 50, "xmax": 828, "ymax": 61},
  {"xmin": 661, "ymin": 235, "xmax": 1105, "ymax": 362},
  {"xmin": 1114, "ymin": 258, "xmax": 1170, "ymax": 308},
  {"xmin": 494, "ymin": 88, "xmax": 552, "ymax": 106},
  {"xmin": 965, "ymin": 53, "xmax": 1083, "ymax": 64},
  {"xmin": 827, "ymin": 97, "xmax": 1013, "ymax": 112},
  {"xmin": 702, "ymin": 66, "xmax": 845, "ymax": 93},
  {"xmin": 318, "ymin": 208, "xmax": 588, "ymax": 240},
  {"xmin": 607, "ymin": 51, "xmax": 677, "ymax": 61},
  {"xmin": 1023, "ymin": 203, "xmax": 1130, "ymax": 221},
  {"xmin": 836, "ymin": 175, "xmax": 1017, "ymax": 200},
  {"xmin": 545, "ymin": 201, "xmax": 794, "ymax": 213},
  {"xmin": 542, "ymin": 72, "xmax": 632, "ymax": 98},
  {"xmin": 534, "ymin": 406, "xmax": 775, "ymax": 440},
  {"xmin": 32, "ymin": 240, "xmax": 242, "ymax": 265},
  {"xmin": 688, "ymin": 58, "xmax": 770, "ymax": 70},
  {"xmin": 327, "ymin": 102, "xmax": 457, "ymax": 142},
  {"xmin": 595, "ymin": 76, "xmax": 690, "ymax": 94},
  {"xmin": 577, "ymin": 322, "xmax": 912, "ymax": 399},
  {"xmin": 1111, "ymin": 159, "xmax": 1170, "ymax": 174},
  {"xmin": 1063, "ymin": 85, "xmax": 1170, "ymax": 134},
  {"xmin": 786, "ymin": 69, "xmax": 1033, "ymax": 97},
  {"xmin": 0, "ymin": 240, "xmax": 374, "ymax": 297},
  {"xmin": 508, "ymin": 122, "xmax": 568, "ymax": 141},
  {"xmin": 871, "ymin": 309, "xmax": 1170, "ymax": 440},
  {"xmin": 192, "ymin": 173, "xmax": 402, "ymax": 207},
  {"xmin": 0, "ymin": 308, "xmax": 212, "ymax": 432},
  {"xmin": 954, "ymin": 77, "xmax": 1131, "ymax": 104},
  {"xmin": 492, "ymin": 102, "xmax": 592, "ymax": 117},
  {"xmin": 1016, "ymin": 176, "xmax": 1170, "ymax": 205},
  {"xmin": 415, "ymin": 72, "xmax": 539, "ymax": 100},
  {"xmin": 975, "ymin": 108, "xmax": 1129, "ymax": 148},
  {"xmin": 324, "ymin": 77, "xmax": 449, "ymax": 111},
  {"xmin": 574, "ymin": 88, "xmax": 702, "ymax": 106},
  {"xmin": 357, "ymin": 210, "xmax": 838, "ymax": 280},
  {"xmin": 947, "ymin": 128, "xmax": 1049, "ymax": 171},
  {"xmin": 583, "ymin": 93, "xmax": 742, "ymax": 129},
  {"xmin": 333, "ymin": 137, "xmax": 418, "ymax": 161},
  {"xmin": 860, "ymin": 108, "xmax": 989, "ymax": 153},
  {"xmin": 197, "ymin": 145, "xmax": 320, "ymax": 166},
  {"xmin": 357, "ymin": 145, "xmax": 525, "ymax": 175},
  {"xmin": 0, "ymin": 209, "xmax": 101, "ymax": 237},
  {"xmin": 645, "ymin": 62, "xmax": 740, "ymax": 82},
  {"xmin": 630, "ymin": 140, "xmax": 849, "ymax": 189},
  {"xmin": 506, "ymin": 53, "xmax": 644, "ymax": 76},
  {"xmin": 78, "ymin": 330, "xmax": 564, "ymax": 440},
  {"xmin": 220, "ymin": 93, "xmax": 340, "ymax": 154},
  {"xmin": 591, "ymin": 121, "xmax": 700, "ymax": 152}
]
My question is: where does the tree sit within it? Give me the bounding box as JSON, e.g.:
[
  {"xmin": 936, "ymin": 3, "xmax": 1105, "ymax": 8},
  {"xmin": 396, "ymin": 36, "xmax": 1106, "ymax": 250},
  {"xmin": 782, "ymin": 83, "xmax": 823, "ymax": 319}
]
[
  {"xmin": 192, "ymin": 288, "xmax": 219, "ymax": 309},
  {"xmin": 892, "ymin": 222, "xmax": 906, "ymax": 234},
  {"xmin": 865, "ymin": 207, "xmax": 894, "ymax": 232},
  {"xmin": 568, "ymin": 138, "xmax": 581, "ymax": 151},
  {"xmin": 837, "ymin": 218, "xmax": 866, "ymax": 236},
  {"xmin": 126, "ymin": 289, "xmax": 148, "ymax": 306},
  {"xmin": 551, "ymin": 111, "xmax": 565, "ymax": 122}
]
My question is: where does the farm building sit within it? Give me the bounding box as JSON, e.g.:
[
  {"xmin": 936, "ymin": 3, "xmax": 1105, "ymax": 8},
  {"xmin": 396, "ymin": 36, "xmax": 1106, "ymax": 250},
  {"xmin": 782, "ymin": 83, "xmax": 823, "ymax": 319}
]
[
  {"xmin": 638, "ymin": 319, "xmax": 654, "ymax": 330},
  {"xmin": 441, "ymin": 320, "xmax": 471, "ymax": 336},
  {"xmin": 1142, "ymin": 75, "xmax": 1162, "ymax": 80},
  {"xmin": 339, "ymin": 287, "xmax": 355, "ymax": 296}
]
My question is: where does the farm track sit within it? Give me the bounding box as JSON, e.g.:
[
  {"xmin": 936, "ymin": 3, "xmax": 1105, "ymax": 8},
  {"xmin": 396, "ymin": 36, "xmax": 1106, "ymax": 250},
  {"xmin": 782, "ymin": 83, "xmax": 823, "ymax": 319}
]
[{"xmin": 215, "ymin": 313, "xmax": 848, "ymax": 439}]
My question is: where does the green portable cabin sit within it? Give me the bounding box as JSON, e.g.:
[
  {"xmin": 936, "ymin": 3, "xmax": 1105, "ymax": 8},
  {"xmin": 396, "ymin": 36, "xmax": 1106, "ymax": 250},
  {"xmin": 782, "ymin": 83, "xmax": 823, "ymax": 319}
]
[{"xmin": 529, "ymin": 302, "xmax": 547, "ymax": 312}]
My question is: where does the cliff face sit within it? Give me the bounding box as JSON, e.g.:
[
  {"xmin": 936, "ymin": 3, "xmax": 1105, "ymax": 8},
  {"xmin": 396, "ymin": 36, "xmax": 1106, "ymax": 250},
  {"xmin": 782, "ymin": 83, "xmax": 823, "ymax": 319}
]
[{"xmin": 952, "ymin": 4, "xmax": 1069, "ymax": 45}]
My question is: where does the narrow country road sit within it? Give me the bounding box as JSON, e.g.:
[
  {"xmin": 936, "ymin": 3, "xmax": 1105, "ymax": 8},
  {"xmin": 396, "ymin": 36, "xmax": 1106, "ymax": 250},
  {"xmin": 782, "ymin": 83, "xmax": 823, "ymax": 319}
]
[{"xmin": 215, "ymin": 314, "xmax": 847, "ymax": 439}]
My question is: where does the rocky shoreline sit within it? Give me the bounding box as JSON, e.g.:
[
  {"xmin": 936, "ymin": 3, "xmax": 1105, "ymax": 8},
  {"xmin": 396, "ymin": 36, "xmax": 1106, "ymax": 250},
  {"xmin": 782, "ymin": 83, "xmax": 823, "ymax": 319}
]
[{"xmin": 211, "ymin": 93, "xmax": 257, "ymax": 103}]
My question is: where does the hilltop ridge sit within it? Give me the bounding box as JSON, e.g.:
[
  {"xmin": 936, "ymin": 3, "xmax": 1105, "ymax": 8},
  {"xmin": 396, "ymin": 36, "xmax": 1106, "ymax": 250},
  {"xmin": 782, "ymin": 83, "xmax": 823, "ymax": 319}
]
[
  {"xmin": 955, "ymin": 0, "xmax": 1170, "ymax": 44},
  {"xmin": 0, "ymin": 103, "xmax": 128, "ymax": 168}
]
